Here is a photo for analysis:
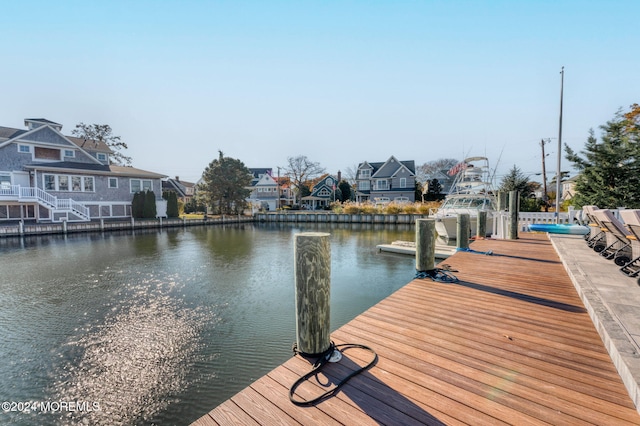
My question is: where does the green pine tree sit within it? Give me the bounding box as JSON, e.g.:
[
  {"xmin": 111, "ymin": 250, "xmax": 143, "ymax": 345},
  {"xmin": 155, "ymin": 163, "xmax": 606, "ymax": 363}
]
[
  {"xmin": 566, "ymin": 107, "xmax": 640, "ymax": 208},
  {"xmin": 143, "ymin": 190, "xmax": 157, "ymax": 218},
  {"xmin": 199, "ymin": 151, "xmax": 252, "ymax": 215}
]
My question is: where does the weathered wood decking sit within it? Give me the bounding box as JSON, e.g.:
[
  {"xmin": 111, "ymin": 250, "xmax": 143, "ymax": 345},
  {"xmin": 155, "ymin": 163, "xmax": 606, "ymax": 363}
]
[{"xmin": 193, "ymin": 234, "xmax": 640, "ymax": 425}]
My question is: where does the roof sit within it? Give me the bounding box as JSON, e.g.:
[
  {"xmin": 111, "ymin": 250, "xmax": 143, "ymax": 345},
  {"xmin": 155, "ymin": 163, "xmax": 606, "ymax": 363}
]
[
  {"xmin": 25, "ymin": 118, "xmax": 62, "ymax": 126},
  {"xmin": 358, "ymin": 158, "xmax": 416, "ymax": 177},
  {"xmin": 109, "ymin": 165, "xmax": 167, "ymax": 179},
  {"xmin": 23, "ymin": 161, "xmax": 111, "ymax": 173},
  {"xmin": 0, "ymin": 124, "xmax": 112, "ymax": 153},
  {"xmin": 0, "ymin": 126, "xmax": 27, "ymax": 140},
  {"xmin": 23, "ymin": 162, "xmax": 166, "ymax": 178},
  {"xmin": 66, "ymin": 135, "xmax": 112, "ymax": 153}
]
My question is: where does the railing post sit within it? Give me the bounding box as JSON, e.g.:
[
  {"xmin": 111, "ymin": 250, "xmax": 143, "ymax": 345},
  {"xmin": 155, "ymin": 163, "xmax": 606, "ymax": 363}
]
[
  {"xmin": 416, "ymin": 219, "xmax": 436, "ymax": 272},
  {"xmin": 476, "ymin": 210, "xmax": 487, "ymax": 240},
  {"xmin": 294, "ymin": 232, "xmax": 331, "ymax": 356},
  {"xmin": 509, "ymin": 190, "xmax": 519, "ymax": 239},
  {"xmin": 457, "ymin": 213, "xmax": 470, "ymax": 249}
]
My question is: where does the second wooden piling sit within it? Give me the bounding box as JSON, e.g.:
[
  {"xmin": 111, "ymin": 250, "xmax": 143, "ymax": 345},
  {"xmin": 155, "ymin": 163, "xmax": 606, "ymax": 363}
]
[{"xmin": 416, "ymin": 219, "xmax": 436, "ymax": 272}]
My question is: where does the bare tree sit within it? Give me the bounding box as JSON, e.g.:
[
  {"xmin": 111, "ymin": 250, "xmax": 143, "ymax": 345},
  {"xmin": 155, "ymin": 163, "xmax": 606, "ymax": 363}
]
[
  {"xmin": 417, "ymin": 158, "xmax": 459, "ymax": 184},
  {"xmin": 284, "ymin": 155, "xmax": 325, "ymax": 205},
  {"xmin": 72, "ymin": 123, "xmax": 132, "ymax": 166},
  {"xmin": 342, "ymin": 164, "xmax": 359, "ymax": 185}
]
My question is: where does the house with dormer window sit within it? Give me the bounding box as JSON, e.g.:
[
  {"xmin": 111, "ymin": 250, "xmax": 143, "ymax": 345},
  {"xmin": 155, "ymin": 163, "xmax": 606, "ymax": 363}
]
[
  {"xmin": 246, "ymin": 169, "xmax": 279, "ymax": 211},
  {"xmin": 0, "ymin": 118, "xmax": 166, "ymax": 222},
  {"xmin": 301, "ymin": 174, "xmax": 338, "ymax": 210},
  {"xmin": 355, "ymin": 156, "xmax": 416, "ymax": 203}
]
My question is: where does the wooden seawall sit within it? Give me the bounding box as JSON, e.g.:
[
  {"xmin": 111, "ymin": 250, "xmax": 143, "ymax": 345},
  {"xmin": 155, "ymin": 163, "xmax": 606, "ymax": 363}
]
[{"xmin": 193, "ymin": 234, "xmax": 640, "ymax": 425}]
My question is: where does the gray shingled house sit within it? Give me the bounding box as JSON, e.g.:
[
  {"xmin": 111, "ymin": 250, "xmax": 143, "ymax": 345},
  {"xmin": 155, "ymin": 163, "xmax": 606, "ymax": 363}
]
[
  {"xmin": 355, "ymin": 155, "xmax": 416, "ymax": 203},
  {"xmin": 0, "ymin": 118, "xmax": 166, "ymax": 222}
]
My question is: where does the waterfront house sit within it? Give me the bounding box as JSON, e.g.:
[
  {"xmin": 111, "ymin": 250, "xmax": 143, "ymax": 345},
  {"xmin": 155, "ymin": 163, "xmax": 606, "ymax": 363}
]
[
  {"xmin": 162, "ymin": 176, "xmax": 196, "ymax": 204},
  {"xmin": 247, "ymin": 169, "xmax": 278, "ymax": 211},
  {"xmin": 355, "ymin": 156, "xmax": 416, "ymax": 203},
  {"xmin": 0, "ymin": 118, "xmax": 166, "ymax": 222},
  {"xmin": 301, "ymin": 174, "xmax": 339, "ymax": 210}
]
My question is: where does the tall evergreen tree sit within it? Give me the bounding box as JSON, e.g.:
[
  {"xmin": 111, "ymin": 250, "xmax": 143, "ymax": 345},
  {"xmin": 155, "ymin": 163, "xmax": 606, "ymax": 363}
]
[
  {"xmin": 566, "ymin": 107, "xmax": 640, "ymax": 208},
  {"xmin": 143, "ymin": 190, "xmax": 157, "ymax": 218},
  {"xmin": 338, "ymin": 180, "xmax": 352, "ymax": 202},
  {"xmin": 132, "ymin": 191, "xmax": 144, "ymax": 218},
  {"xmin": 499, "ymin": 165, "xmax": 541, "ymax": 212},
  {"xmin": 199, "ymin": 151, "xmax": 252, "ymax": 215}
]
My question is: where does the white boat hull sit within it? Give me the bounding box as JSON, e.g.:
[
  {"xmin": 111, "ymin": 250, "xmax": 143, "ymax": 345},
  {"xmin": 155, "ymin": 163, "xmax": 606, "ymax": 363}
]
[{"xmin": 434, "ymin": 214, "xmax": 494, "ymax": 240}]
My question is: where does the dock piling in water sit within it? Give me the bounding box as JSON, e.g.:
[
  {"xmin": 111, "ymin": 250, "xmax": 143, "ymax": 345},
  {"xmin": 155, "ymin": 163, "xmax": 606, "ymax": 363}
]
[
  {"xmin": 415, "ymin": 219, "xmax": 436, "ymax": 272},
  {"xmin": 294, "ymin": 232, "xmax": 331, "ymax": 356}
]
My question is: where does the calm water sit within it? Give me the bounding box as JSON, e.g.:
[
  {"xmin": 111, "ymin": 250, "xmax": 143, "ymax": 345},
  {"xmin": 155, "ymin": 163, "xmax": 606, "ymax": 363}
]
[{"xmin": 0, "ymin": 222, "xmax": 416, "ymax": 425}]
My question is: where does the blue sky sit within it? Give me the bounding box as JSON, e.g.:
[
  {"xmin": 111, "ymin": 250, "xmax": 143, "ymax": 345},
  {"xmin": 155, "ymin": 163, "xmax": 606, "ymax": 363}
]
[{"xmin": 1, "ymin": 1, "xmax": 638, "ymax": 184}]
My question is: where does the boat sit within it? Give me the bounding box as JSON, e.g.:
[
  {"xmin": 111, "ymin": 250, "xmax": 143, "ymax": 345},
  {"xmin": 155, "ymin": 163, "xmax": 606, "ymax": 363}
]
[
  {"xmin": 528, "ymin": 223, "xmax": 589, "ymax": 235},
  {"xmin": 432, "ymin": 156, "xmax": 496, "ymax": 240},
  {"xmin": 376, "ymin": 240, "xmax": 457, "ymax": 258}
]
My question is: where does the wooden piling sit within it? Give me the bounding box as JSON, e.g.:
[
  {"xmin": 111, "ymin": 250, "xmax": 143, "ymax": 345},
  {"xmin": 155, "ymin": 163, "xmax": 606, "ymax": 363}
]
[
  {"xmin": 509, "ymin": 190, "xmax": 519, "ymax": 239},
  {"xmin": 497, "ymin": 191, "xmax": 507, "ymax": 211},
  {"xmin": 415, "ymin": 219, "xmax": 436, "ymax": 272},
  {"xmin": 294, "ymin": 232, "xmax": 331, "ymax": 356},
  {"xmin": 476, "ymin": 210, "xmax": 487, "ymax": 240},
  {"xmin": 457, "ymin": 213, "xmax": 470, "ymax": 249}
]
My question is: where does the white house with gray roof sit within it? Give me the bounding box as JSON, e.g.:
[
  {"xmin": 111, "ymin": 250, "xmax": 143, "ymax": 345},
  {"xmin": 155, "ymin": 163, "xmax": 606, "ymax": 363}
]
[
  {"xmin": 355, "ymin": 155, "xmax": 416, "ymax": 203},
  {"xmin": 0, "ymin": 118, "xmax": 166, "ymax": 222}
]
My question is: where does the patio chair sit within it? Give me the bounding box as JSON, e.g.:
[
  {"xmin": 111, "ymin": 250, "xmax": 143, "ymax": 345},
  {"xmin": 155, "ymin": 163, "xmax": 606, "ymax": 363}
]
[
  {"xmin": 583, "ymin": 206, "xmax": 606, "ymax": 248},
  {"xmin": 593, "ymin": 209, "xmax": 633, "ymax": 266},
  {"xmin": 619, "ymin": 210, "xmax": 640, "ymax": 281}
]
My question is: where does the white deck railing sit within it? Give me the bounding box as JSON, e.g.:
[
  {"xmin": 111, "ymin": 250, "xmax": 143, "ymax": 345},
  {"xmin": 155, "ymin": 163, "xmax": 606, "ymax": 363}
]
[{"xmin": 1, "ymin": 185, "xmax": 89, "ymax": 221}]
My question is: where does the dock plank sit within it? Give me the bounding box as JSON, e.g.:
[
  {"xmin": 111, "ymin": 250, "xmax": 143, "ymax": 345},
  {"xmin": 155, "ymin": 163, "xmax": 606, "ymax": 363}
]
[{"xmin": 193, "ymin": 234, "xmax": 640, "ymax": 425}]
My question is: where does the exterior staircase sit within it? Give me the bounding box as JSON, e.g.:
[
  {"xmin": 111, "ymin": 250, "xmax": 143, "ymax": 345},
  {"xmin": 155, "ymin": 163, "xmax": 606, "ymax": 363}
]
[{"xmin": 0, "ymin": 185, "xmax": 90, "ymax": 222}]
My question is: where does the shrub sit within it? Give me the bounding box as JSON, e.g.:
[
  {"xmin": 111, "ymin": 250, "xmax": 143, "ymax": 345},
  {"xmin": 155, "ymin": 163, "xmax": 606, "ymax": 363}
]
[
  {"xmin": 132, "ymin": 192, "xmax": 144, "ymax": 218},
  {"xmin": 361, "ymin": 202, "xmax": 378, "ymax": 214},
  {"xmin": 416, "ymin": 203, "xmax": 432, "ymax": 215},
  {"xmin": 384, "ymin": 203, "xmax": 402, "ymax": 214},
  {"xmin": 402, "ymin": 203, "xmax": 417, "ymax": 214},
  {"xmin": 166, "ymin": 192, "xmax": 179, "ymax": 218},
  {"xmin": 143, "ymin": 190, "xmax": 157, "ymax": 218},
  {"xmin": 343, "ymin": 202, "xmax": 361, "ymax": 214},
  {"xmin": 330, "ymin": 201, "xmax": 343, "ymax": 214}
]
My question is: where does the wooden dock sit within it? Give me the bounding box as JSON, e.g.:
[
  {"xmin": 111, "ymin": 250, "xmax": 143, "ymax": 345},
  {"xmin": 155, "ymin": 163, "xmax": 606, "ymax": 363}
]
[{"xmin": 193, "ymin": 234, "xmax": 640, "ymax": 425}]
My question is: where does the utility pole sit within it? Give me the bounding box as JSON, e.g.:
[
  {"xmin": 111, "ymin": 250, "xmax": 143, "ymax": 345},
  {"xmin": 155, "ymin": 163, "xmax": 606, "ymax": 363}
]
[
  {"xmin": 555, "ymin": 66, "xmax": 564, "ymax": 223},
  {"xmin": 540, "ymin": 139, "xmax": 549, "ymax": 212}
]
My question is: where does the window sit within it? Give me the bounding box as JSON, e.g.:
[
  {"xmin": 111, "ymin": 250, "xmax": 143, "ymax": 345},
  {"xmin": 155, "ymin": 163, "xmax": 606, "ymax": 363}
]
[
  {"xmin": 64, "ymin": 149, "xmax": 75, "ymax": 158},
  {"xmin": 34, "ymin": 147, "xmax": 61, "ymax": 160},
  {"xmin": 108, "ymin": 177, "xmax": 118, "ymax": 188},
  {"xmin": 97, "ymin": 153, "xmax": 108, "ymax": 162},
  {"xmin": 0, "ymin": 174, "xmax": 10, "ymax": 189},
  {"xmin": 376, "ymin": 180, "xmax": 389, "ymax": 190},
  {"xmin": 83, "ymin": 177, "xmax": 94, "ymax": 192},
  {"xmin": 400, "ymin": 178, "xmax": 406, "ymax": 188},
  {"xmin": 18, "ymin": 145, "xmax": 30, "ymax": 153},
  {"xmin": 358, "ymin": 181, "xmax": 370, "ymax": 191},
  {"xmin": 130, "ymin": 179, "xmax": 153, "ymax": 193},
  {"xmin": 58, "ymin": 176, "xmax": 69, "ymax": 191},
  {"xmin": 72, "ymin": 176, "xmax": 82, "ymax": 191},
  {"xmin": 359, "ymin": 169, "xmax": 371, "ymax": 178},
  {"xmin": 44, "ymin": 174, "xmax": 95, "ymax": 192},
  {"xmin": 44, "ymin": 175, "xmax": 56, "ymax": 190}
]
